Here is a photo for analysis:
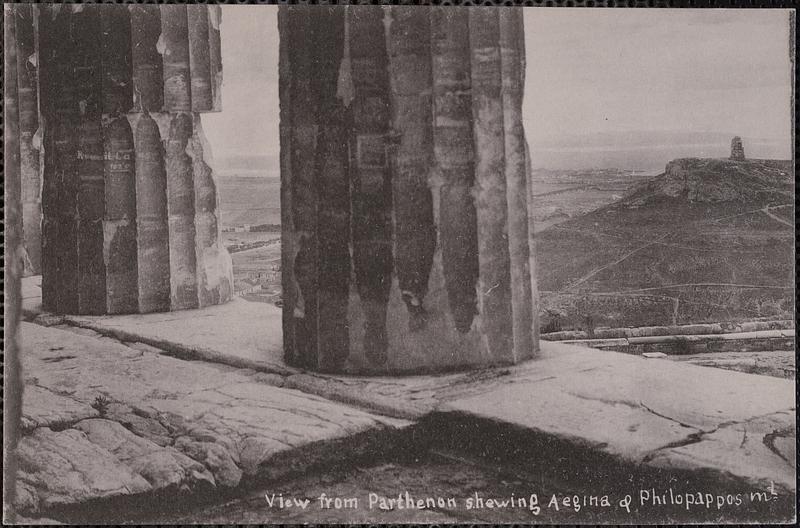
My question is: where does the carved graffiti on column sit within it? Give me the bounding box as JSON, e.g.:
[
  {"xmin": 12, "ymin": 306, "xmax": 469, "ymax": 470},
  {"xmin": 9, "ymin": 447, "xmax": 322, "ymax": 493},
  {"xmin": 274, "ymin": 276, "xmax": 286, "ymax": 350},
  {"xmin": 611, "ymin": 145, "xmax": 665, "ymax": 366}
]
[
  {"xmin": 35, "ymin": 4, "xmax": 231, "ymax": 316},
  {"xmin": 104, "ymin": 117, "xmax": 139, "ymax": 314},
  {"xmin": 73, "ymin": 6, "xmax": 108, "ymax": 315}
]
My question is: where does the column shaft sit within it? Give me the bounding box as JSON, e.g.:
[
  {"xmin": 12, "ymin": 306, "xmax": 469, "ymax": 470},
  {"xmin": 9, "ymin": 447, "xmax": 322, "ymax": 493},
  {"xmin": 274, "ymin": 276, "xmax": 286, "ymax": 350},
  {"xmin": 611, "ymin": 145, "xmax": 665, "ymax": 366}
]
[
  {"xmin": 278, "ymin": 6, "xmax": 298, "ymax": 364},
  {"xmin": 40, "ymin": 6, "xmax": 80, "ymax": 314},
  {"xmin": 500, "ymin": 8, "xmax": 534, "ymax": 360},
  {"xmin": 104, "ymin": 117, "xmax": 139, "ymax": 314},
  {"xmin": 313, "ymin": 7, "xmax": 351, "ymax": 372},
  {"xmin": 387, "ymin": 6, "xmax": 437, "ymax": 332},
  {"xmin": 73, "ymin": 7, "xmax": 109, "ymax": 315},
  {"xmin": 161, "ymin": 6, "xmax": 192, "ymax": 112},
  {"xmin": 134, "ymin": 114, "xmax": 171, "ymax": 313},
  {"xmin": 166, "ymin": 113, "xmax": 199, "ymax": 310},
  {"xmin": 469, "ymin": 8, "xmax": 514, "ymax": 362},
  {"xmin": 3, "ymin": 6, "xmax": 24, "ymax": 517},
  {"xmin": 208, "ymin": 6, "xmax": 223, "ymax": 111},
  {"xmin": 281, "ymin": 6, "xmax": 319, "ymax": 368},
  {"xmin": 280, "ymin": 6, "xmax": 351, "ymax": 370},
  {"xmin": 36, "ymin": 4, "xmax": 230, "ymax": 316},
  {"xmin": 431, "ymin": 7, "xmax": 480, "ymax": 334},
  {"xmin": 100, "ymin": 5, "xmax": 133, "ymax": 115},
  {"xmin": 188, "ymin": 5, "xmax": 214, "ymax": 112},
  {"xmin": 130, "ymin": 5, "xmax": 164, "ymax": 113},
  {"xmin": 15, "ymin": 4, "xmax": 42, "ymax": 276},
  {"xmin": 351, "ymin": 6, "xmax": 393, "ymax": 364},
  {"xmin": 191, "ymin": 115, "xmax": 232, "ymax": 307}
]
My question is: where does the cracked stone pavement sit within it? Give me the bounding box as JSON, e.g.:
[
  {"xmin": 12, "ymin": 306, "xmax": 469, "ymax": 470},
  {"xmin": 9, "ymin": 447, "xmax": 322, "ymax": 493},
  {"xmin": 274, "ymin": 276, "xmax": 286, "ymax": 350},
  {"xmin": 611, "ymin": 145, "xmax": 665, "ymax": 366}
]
[
  {"xmin": 16, "ymin": 322, "xmax": 408, "ymax": 515},
  {"xmin": 14, "ymin": 318, "xmax": 796, "ymax": 518}
]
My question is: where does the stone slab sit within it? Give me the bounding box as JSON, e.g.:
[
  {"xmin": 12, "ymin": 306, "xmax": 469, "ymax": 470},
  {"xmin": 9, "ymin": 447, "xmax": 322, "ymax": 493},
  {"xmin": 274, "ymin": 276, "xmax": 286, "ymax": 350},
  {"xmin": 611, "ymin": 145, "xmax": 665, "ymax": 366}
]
[
  {"xmin": 21, "ymin": 275, "xmax": 286, "ymax": 373},
  {"xmin": 646, "ymin": 412, "xmax": 796, "ymax": 491},
  {"xmin": 21, "ymin": 385, "xmax": 100, "ymax": 432},
  {"xmin": 64, "ymin": 297, "xmax": 288, "ymax": 375},
  {"xmin": 17, "ymin": 427, "xmax": 152, "ymax": 511},
  {"xmin": 440, "ymin": 342, "xmax": 796, "ymax": 492},
  {"xmin": 17, "ymin": 297, "xmax": 797, "ymax": 514},
  {"xmin": 17, "ymin": 322, "xmax": 410, "ymax": 514}
]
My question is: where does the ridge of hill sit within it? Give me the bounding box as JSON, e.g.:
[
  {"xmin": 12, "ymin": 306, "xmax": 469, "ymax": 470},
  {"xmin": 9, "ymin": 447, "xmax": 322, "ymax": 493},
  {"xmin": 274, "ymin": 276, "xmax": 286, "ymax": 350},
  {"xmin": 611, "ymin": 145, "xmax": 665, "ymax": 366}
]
[
  {"xmin": 535, "ymin": 157, "xmax": 794, "ymax": 332},
  {"xmin": 622, "ymin": 157, "xmax": 792, "ymax": 205}
]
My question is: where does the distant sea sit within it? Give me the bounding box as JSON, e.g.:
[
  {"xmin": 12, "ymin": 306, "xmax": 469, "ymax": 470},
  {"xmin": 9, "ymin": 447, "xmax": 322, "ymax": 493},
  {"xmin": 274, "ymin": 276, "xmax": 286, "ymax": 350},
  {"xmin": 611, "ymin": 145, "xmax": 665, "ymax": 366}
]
[{"xmin": 216, "ymin": 173, "xmax": 281, "ymax": 228}]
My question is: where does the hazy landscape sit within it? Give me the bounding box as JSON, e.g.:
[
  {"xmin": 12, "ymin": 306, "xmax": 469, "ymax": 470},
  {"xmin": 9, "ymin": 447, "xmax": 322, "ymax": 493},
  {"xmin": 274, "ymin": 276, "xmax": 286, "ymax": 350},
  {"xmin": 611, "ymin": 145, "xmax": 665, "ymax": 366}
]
[
  {"xmin": 214, "ymin": 150, "xmax": 794, "ymax": 332},
  {"xmin": 536, "ymin": 157, "xmax": 794, "ymax": 332}
]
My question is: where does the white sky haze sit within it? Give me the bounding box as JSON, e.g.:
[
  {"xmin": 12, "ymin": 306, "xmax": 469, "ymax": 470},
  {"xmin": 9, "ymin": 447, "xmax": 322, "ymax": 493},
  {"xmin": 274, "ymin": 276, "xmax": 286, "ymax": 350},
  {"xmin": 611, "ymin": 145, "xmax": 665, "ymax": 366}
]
[{"xmin": 203, "ymin": 7, "xmax": 793, "ymax": 169}]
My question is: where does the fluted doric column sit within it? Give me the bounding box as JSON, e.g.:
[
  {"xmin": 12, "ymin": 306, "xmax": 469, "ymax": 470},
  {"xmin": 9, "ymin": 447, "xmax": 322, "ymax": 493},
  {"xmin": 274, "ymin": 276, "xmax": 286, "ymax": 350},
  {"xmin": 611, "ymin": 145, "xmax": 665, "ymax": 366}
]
[
  {"xmin": 280, "ymin": 5, "xmax": 539, "ymax": 374},
  {"xmin": 34, "ymin": 4, "xmax": 232, "ymax": 315},
  {"xmin": 12, "ymin": 5, "xmax": 43, "ymax": 277}
]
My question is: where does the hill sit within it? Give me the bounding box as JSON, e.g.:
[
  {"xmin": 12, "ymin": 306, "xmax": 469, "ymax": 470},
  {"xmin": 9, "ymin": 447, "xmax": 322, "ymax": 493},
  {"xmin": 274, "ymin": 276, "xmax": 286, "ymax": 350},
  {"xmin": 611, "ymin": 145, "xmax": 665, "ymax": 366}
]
[{"xmin": 535, "ymin": 157, "xmax": 795, "ymax": 332}]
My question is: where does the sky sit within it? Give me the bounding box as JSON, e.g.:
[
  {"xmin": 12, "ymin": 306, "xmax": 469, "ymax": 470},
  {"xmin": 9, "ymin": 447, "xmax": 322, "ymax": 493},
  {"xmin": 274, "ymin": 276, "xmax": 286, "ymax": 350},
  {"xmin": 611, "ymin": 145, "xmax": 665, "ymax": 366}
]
[{"xmin": 202, "ymin": 7, "xmax": 793, "ymax": 168}]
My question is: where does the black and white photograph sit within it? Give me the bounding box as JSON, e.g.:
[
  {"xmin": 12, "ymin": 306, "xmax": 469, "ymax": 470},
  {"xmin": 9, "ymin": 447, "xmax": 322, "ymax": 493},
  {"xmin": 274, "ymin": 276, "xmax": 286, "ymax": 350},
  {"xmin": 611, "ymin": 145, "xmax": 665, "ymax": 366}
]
[{"xmin": 3, "ymin": 2, "xmax": 796, "ymax": 524}]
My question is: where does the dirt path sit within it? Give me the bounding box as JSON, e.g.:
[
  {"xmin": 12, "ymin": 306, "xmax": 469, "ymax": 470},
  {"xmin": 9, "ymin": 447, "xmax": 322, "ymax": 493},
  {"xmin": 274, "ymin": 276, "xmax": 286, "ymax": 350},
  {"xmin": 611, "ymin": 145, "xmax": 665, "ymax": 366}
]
[
  {"xmin": 762, "ymin": 206, "xmax": 794, "ymax": 228},
  {"xmin": 561, "ymin": 234, "xmax": 668, "ymax": 292}
]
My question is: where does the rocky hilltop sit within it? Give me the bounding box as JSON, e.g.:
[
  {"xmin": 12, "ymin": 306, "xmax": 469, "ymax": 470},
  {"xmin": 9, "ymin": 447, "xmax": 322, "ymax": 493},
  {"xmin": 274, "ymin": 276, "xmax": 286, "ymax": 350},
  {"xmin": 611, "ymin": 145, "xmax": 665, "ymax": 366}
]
[
  {"xmin": 624, "ymin": 157, "xmax": 793, "ymax": 205},
  {"xmin": 535, "ymin": 155, "xmax": 794, "ymax": 331}
]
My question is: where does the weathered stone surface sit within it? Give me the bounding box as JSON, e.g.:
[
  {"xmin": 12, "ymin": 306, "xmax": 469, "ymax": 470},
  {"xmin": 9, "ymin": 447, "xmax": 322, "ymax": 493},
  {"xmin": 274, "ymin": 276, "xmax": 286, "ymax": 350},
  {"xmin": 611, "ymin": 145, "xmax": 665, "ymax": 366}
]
[
  {"xmin": 669, "ymin": 350, "xmax": 795, "ymax": 379},
  {"xmin": 386, "ymin": 6, "xmax": 436, "ymax": 336},
  {"xmin": 469, "ymin": 7, "xmax": 514, "ymax": 363},
  {"xmin": 75, "ymin": 419, "xmax": 214, "ymax": 491},
  {"xmin": 21, "ymin": 385, "xmax": 99, "ymax": 432},
  {"xmin": 161, "ymin": 5, "xmax": 192, "ymax": 112},
  {"xmin": 17, "ymin": 427, "xmax": 152, "ymax": 510},
  {"xmin": 173, "ymin": 436, "xmax": 242, "ymax": 488},
  {"xmin": 35, "ymin": 4, "xmax": 228, "ymax": 317},
  {"xmin": 63, "ymin": 297, "xmax": 285, "ymax": 374},
  {"xmin": 647, "ymin": 412, "xmax": 795, "ymax": 492},
  {"xmin": 17, "ymin": 310, "xmax": 795, "ymax": 518},
  {"xmin": 431, "ymin": 7, "xmax": 479, "ymax": 334},
  {"xmin": 103, "ymin": 403, "xmax": 173, "ymax": 447},
  {"xmin": 441, "ymin": 342, "xmax": 796, "ymax": 490},
  {"xmin": 165, "ymin": 112, "xmax": 199, "ymax": 310},
  {"xmin": 130, "ymin": 5, "xmax": 164, "ymax": 113},
  {"xmin": 19, "ymin": 322, "xmax": 410, "ymax": 511},
  {"xmin": 278, "ymin": 6, "xmax": 537, "ymax": 374},
  {"xmin": 15, "ymin": 4, "xmax": 43, "ymax": 276}
]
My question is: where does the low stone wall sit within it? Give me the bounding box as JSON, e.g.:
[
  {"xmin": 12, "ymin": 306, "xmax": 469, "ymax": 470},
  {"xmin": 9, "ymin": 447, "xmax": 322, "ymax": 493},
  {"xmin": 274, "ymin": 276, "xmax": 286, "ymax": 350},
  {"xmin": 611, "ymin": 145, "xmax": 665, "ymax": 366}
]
[
  {"xmin": 558, "ymin": 329, "xmax": 795, "ymax": 356},
  {"xmin": 541, "ymin": 320, "xmax": 794, "ymax": 342}
]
